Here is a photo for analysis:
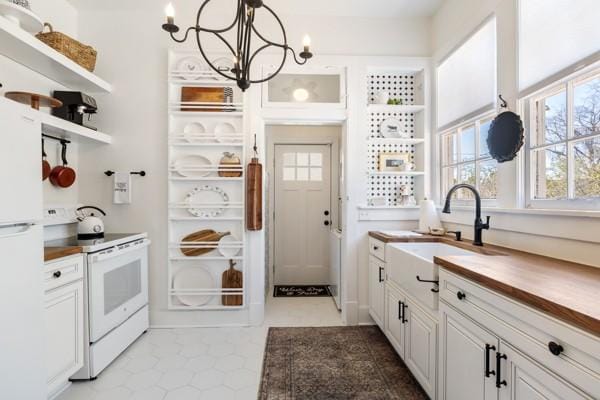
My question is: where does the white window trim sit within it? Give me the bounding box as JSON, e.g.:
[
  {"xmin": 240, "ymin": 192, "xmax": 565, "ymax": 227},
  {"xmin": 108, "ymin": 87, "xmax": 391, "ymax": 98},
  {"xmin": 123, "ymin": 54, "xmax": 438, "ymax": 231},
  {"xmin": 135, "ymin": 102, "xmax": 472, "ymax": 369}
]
[
  {"xmin": 522, "ymin": 67, "xmax": 600, "ymax": 210},
  {"xmin": 439, "ymin": 111, "xmax": 498, "ymax": 206}
]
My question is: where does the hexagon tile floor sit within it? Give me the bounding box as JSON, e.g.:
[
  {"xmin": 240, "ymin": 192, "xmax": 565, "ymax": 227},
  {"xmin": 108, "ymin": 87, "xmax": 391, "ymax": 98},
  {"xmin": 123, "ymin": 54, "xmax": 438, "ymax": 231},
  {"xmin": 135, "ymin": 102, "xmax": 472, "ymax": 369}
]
[{"xmin": 57, "ymin": 295, "xmax": 342, "ymax": 400}]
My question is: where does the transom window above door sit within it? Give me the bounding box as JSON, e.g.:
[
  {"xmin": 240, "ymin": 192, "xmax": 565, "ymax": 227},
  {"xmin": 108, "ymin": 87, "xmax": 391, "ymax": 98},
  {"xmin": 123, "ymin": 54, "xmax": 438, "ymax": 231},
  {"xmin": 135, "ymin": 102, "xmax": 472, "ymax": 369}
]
[
  {"xmin": 282, "ymin": 152, "xmax": 323, "ymax": 182},
  {"xmin": 440, "ymin": 113, "xmax": 498, "ymax": 201}
]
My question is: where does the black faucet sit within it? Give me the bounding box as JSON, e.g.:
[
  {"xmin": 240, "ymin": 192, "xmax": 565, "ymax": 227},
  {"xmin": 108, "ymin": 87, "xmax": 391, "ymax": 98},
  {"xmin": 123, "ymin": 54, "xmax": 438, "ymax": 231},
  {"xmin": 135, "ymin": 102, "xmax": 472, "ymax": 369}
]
[{"xmin": 442, "ymin": 184, "xmax": 490, "ymax": 246}]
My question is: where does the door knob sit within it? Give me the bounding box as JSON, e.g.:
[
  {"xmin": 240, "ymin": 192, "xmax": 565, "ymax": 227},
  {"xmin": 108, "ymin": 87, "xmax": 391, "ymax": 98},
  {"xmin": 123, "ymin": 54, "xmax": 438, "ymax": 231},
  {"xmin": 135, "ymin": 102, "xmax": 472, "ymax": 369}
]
[
  {"xmin": 53, "ymin": 271, "xmax": 62, "ymax": 278},
  {"xmin": 324, "ymin": 210, "xmax": 330, "ymax": 216},
  {"xmin": 548, "ymin": 341, "xmax": 564, "ymax": 356},
  {"xmin": 324, "ymin": 220, "xmax": 330, "ymax": 226}
]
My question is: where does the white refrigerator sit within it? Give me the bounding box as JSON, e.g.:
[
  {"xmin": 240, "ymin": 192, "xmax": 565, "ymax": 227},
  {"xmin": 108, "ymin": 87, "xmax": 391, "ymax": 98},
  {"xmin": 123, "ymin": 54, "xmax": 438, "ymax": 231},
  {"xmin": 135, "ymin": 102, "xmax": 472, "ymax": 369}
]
[{"xmin": 0, "ymin": 97, "xmax": 46, "ymax": 399}]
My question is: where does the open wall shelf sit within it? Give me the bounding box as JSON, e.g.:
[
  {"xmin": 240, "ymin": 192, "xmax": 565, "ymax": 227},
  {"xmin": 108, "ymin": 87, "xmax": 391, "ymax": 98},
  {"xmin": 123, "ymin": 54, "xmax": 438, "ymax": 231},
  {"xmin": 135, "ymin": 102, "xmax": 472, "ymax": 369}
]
[{"xmin": 0, "ymin": 16, "xmax": 112, "ymax": 93}]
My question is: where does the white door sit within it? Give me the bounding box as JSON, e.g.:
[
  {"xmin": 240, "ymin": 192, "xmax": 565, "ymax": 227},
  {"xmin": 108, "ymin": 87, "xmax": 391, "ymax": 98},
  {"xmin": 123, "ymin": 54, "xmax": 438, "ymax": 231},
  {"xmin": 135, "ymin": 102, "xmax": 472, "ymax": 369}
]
[
  {"xmin": 369, "ymin": 256, "xmax": 386, "ymax": 329},
  {"xmin": 439, "ymin": 301, "xmax": 499, "ymax": 400},
  {"xmin": 45, "ymin": 280, "xmax": 84, "ymax": 397},
  {"xmin": 404, "ymin": 298, "xmax": 437, "ymax": 399},
  {"xmin": 385, "ymin": 283, "xmax": 405, "ymax": 357},
  {"xmin": 498, "ymin": 342, "xmax": 591, "ymax": 400},
  {"xmin": 274, "ymin": 144, "xmax": 331, "ymax": 284}
]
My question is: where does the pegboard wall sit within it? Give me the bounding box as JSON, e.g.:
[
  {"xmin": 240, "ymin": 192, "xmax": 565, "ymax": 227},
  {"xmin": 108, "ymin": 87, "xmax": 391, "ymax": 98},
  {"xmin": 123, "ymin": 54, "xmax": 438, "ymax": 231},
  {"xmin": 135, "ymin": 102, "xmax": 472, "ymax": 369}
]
[
  {"xmin": 367, "ymin": 73, "xmax": 416, "ymax": 105},
  {"xmin": 367, "ymin": 141, "xmax": 416, "ymax": 206}
]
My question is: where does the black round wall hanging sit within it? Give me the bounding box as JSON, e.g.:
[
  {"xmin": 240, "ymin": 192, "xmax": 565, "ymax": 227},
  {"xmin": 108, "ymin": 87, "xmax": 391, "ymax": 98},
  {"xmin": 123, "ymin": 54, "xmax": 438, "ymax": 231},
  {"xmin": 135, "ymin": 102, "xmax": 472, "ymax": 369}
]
[{"xmin": 487, "ymin": 95, "xmax": 525, "ymax": 163}]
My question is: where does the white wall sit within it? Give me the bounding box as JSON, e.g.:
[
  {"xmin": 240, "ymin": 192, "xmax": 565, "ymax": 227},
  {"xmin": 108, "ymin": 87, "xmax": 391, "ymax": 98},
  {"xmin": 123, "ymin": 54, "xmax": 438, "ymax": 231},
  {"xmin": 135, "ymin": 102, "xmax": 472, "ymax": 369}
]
[
  {"xmin": 430, "ymin": 0, "xmax": 600, "ymax": 268},
  {"xmin": 74, "ymin": 2, "xmax": 432, "ymax": 327},
  {"xmin": 0, "ymin": 0, "xmax": 80, "ymax": 207}
]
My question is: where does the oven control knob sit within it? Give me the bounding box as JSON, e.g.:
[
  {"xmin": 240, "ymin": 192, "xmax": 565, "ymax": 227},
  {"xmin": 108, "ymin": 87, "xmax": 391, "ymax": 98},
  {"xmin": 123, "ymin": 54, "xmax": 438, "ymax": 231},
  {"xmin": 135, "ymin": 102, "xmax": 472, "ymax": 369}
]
[{"xmin": 93, "ymin": 225, "xmax": 102, "ymax": 233}]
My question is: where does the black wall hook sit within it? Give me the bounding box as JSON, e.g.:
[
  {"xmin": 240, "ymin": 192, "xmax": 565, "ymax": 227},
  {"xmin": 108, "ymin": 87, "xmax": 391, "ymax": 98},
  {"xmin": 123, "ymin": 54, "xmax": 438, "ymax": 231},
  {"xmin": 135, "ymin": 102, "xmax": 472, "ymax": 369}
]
[
  {"xmin": 499, "ymin": 94, "xmax": 508, "ymax": 109},
  {"xmin": 105, "ymin": 170, "xmax": 146, "ymax": 177}
]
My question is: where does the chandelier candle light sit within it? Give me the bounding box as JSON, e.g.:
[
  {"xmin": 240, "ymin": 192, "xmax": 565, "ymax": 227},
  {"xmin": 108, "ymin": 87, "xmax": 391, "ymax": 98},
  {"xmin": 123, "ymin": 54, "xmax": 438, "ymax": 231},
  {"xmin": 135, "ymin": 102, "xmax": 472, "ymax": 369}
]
[{"xmin": 162, "ymin": 1, "xmax": 313, "ymax": 91}]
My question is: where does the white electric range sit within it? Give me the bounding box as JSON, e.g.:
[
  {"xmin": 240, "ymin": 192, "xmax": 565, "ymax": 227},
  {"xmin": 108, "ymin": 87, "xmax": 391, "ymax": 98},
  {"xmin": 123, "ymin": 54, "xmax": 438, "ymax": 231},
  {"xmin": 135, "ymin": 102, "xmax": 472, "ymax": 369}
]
[{"xmin": 45, "ymin": 209, "xmax": 151, "ymax": 380}]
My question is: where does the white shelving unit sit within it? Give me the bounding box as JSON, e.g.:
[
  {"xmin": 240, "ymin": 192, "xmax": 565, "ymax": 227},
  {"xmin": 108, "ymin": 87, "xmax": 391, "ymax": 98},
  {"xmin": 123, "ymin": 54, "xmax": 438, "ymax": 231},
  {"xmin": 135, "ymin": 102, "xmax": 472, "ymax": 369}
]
[
  {"xmin": 40, "ymin": 112, "xmax": 111, "ymax": 144},
  {"xmin": 0, "ymin": 16, "xmax": 112, "ymax": 93},
  {"xmin": 365, "ymin": 67, "xmax": 429, "ymax": 207},
  {"xmin": 167, "ymin": 50, "xmax": 247, "ymax": 311}
]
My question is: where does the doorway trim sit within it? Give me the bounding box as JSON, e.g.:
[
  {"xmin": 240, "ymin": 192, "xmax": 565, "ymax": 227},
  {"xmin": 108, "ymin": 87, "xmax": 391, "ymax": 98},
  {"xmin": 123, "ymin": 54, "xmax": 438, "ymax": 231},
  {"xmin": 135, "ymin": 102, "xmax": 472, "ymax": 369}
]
[{"xmin": 266, "ymin": 124, "xmax": 342, "ymax": 289}]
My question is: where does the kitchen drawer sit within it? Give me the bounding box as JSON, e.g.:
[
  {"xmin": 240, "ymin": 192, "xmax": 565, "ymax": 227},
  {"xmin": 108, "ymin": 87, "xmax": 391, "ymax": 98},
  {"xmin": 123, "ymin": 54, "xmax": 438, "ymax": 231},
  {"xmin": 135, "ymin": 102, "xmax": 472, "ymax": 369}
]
[
  {"xmin": 439, "ymin": 269, "xmax": 600, "ymax": 398},
  {"xmin": 369, "ymin": 237, "xmax": 385, "ymax": 261},
  {"xmin": 44, "ymin": 255, "xmax": 84, "ymax": 292}
]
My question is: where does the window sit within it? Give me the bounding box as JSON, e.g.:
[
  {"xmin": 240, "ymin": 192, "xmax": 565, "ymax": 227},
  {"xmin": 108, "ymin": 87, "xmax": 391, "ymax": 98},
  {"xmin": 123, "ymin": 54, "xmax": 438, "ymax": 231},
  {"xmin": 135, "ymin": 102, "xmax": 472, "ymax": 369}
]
[
  {"xmin": 440, "ymin": 114, "xmax": 498, "ymax": 200},
  {"xmin": 282, "ymin": 152, "xmax": 323, "ymax": 182},
  {"xmin": 524, "ymin": 69, "xmax": 600, "ymax": 207}
]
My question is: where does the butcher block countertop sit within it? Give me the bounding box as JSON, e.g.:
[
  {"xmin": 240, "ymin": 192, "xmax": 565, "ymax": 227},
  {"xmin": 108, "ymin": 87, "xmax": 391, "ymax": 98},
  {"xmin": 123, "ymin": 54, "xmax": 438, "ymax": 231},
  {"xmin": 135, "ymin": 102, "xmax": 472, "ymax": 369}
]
[
  {"xmin": 44, "ymin": 246, "xmax": 83, "ymax": 262},
  {"xmin": 369, "ymin": 231, "xmax": 600, "ymax": 336}
]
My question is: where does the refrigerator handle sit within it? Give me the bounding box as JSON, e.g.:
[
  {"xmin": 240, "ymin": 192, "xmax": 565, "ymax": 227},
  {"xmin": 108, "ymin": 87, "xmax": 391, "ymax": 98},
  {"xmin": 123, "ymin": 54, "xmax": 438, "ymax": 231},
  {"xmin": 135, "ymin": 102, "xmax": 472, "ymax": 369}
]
[{"xmin": 0, "ymin": 223, "xmax": 35, "ymax": 239}]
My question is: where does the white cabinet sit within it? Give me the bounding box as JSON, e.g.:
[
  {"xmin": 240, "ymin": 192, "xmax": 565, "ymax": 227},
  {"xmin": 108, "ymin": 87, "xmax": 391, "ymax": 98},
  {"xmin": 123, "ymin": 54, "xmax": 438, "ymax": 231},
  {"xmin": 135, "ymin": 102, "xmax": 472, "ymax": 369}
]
[
  {"xmin": 369, "ymin": 255, "xmax": 386, "ymax": 329},
  {"xmin": 439, "ymin": 301, "xmax": 499, "ymax": 400},
  {"xmin": 44, "ymin": 255, "xmax": 84, "ymax": 398},
  {"xmin": 385, "ymin": 283, "xmax": 406, "ymax": 356},
  {"xmin": 404, "ymin": 297, "xmax": 437, "ymax": 398}
]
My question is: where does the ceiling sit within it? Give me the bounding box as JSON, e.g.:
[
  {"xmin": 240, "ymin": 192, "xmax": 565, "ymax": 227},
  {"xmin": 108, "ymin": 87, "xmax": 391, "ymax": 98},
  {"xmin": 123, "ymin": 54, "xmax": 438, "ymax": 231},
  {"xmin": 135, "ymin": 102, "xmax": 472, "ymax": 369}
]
[{"xmin": 67, "ymin": 0, "xmax": 444, "ymax": 18}]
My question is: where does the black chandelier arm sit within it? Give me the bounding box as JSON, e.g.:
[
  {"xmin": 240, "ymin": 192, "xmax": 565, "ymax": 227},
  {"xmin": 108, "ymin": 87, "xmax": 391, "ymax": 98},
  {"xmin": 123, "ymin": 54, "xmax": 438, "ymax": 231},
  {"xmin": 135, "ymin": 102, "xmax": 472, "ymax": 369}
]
[
  {"xmin": 194, "ymin": 30, "xmax": 238, "ymax": 81},
  {"xmin": 195, "ymin": 0, "xmax": 241, "ymax": 35},
  {"xmin": 286, "ymin": 46, "xmax": 309, "ymax": 65},
  {"xmin": 169, "ymin": 26, "xmax": 198, "ymax": 44},
  {"xmin": 246, "ymin": 43, "xmax": 288, "ymax": 84},
  {"xmin": 250, "ymin": 4, "xmax": 288, "ymax": 49}
]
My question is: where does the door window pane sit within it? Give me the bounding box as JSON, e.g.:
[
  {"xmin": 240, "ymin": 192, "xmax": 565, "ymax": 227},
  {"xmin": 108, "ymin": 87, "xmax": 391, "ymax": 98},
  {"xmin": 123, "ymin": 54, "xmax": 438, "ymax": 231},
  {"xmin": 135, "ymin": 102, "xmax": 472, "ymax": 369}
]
[
  {"xmin": 479, "ymin": 119, "xmax": 492, "ymax": 157},
  {"xmin": 267, "ymin": 73, "xmax": 341, "ymax": 104},
  {"xmin": 283, "ymin": 167, "xmax": 295, "ymax": 181},
  {"xmin": 478, "ymin": 160, "xmax": 498, "ymax": 199},
  {"xmin": 574, "ymin": 77, "xmax": 600, "ymax": 137},
  {"xmin": 283, "ymin": 153, "xmax": 296, "ymax": 166},
  {"xmin": 296, "ymin": 167, "xmax": 309, "ymax": 181},
  {"xmin": 460, "ymin": 126, "xmax": 476, "ymax": 161},
  {"xmin": 533, "ymin": 144, "xmax": 567, "ymax": 199},
  {"xmin": 296, "ymin": 153, "xmax": 309, "ymax": 166},
  {"xmin": 310, "ymin": 167, "xmax": 322, "ymax": 181},
  {"xmin": 310, "ymin": 153, "xmax": 322, "ymax": 167},
  {"xmin": 574, "ymin": 137, "xmax": 600, "ymax": 198}
]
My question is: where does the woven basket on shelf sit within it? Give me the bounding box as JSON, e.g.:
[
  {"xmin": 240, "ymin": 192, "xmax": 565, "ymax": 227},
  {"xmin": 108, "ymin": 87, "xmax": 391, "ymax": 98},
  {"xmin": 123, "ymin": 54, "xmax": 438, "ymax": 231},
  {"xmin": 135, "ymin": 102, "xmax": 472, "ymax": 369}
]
[{"xmin": 35, "ymin": 23, "xmax": 97, "ymax": 72}]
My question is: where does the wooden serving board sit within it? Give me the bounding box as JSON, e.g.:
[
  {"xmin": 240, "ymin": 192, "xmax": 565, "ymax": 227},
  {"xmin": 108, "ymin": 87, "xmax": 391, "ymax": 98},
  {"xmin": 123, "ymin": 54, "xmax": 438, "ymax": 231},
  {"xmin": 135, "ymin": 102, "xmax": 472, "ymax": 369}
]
[
  {"xmin": 180, "ymin": 229, "xmax": 230, "ymax": 257},
  {"xmin": 181, "ymin": 87, "xmax": 225, "ymax": 112},
  {"xmin": 222, "ymin": 260, "xmax": 243, "ymax": 306}
]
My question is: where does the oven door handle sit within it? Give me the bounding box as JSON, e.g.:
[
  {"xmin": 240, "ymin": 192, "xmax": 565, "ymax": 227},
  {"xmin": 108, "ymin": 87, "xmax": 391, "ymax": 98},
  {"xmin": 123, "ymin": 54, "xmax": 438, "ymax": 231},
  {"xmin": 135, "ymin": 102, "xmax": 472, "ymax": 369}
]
[{"xmin": 90, "ymin": 239, "xmax": 151, "ymax": 262}]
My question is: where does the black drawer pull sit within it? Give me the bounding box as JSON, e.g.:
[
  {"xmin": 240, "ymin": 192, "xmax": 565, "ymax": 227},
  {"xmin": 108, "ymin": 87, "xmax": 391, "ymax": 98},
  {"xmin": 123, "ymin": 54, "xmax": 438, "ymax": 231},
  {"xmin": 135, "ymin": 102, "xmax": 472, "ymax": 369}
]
[
  {"xmin": 495, "ymin": 352, "xmax": 507, "ymax": 388},
  {"xmin": 378, "ymin": 267, "xmax": 384, "ymax": 282},
  {"xmin": 398, "ymin": 301, "xmax": 402, "ymax": 320},
  {"xmin": 53, "ymin": 271, "xmax": 62, "ymax": 279},
  {"xmin": 485, "ymin": 344, "xmax": 496, "ymax": 377},
  {"xmin": 373, "ymin": 246, "xmax": 379, "ymax": 250},
  {"xmin": 401, "ymin": 302, "xmax": 408, "ymax": 324},
  {"xmin": 548, "ymin": 341, "xmax": 564, "ymax": 356},
  {"xmin": 457, "ymin": 291, "xmax": 466, "ymax": 300}
]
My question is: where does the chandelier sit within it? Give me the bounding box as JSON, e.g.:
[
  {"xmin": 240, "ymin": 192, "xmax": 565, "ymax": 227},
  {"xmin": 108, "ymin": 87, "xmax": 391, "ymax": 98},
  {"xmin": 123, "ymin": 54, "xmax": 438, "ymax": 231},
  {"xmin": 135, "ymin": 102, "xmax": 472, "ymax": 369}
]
[{"xmin": 162, "ymin": 1, "xmax": 313, "ymax": 91}]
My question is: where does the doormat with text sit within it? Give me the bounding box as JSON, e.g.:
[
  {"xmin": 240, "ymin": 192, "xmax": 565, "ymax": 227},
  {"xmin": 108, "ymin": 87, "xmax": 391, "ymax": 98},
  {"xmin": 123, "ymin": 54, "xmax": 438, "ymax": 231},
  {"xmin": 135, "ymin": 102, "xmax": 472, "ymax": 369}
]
[{"xmin": 274, "ymin": 285, "xmax": 331, "ymax": 297}]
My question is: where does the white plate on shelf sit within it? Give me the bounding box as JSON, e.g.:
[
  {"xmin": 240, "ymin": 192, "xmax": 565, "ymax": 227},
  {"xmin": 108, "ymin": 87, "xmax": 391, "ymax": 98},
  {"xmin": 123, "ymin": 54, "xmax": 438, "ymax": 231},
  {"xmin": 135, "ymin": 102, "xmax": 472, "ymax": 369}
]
[
  {"xmin": 215, "ymin": 122, "xmax": 237, "ymax": 143},
  {"xmin": 0, "ymin": 0, "xmax": 43, "ymax": 32},
  {"xmin": 218, "ymin": 234, "xmax": 241, "ymax": 258},
  {"xmin": 183, "ymin": 122, "xmax": 212, "ymax": 143},
  {"xmin": 173, "ymin": 266, "xmax": 215, "ymax": 307},
  {"xmin": 173, "ymin": 155, "xmax": 212, "ymax": 178},
  {"xmin": 212, "ymin": 57, "xmax": 235, "ymax": 79},
  {"xmin": 185, "ymin": 185, "xmax": 229, "ymax": 217},
  {"xmin": 175, "ymin": 56, "xmax": 207, "ymax": 80},
  {"xmin": 380, "ymin": 118, "xmax": 408, "ymax": 138}
]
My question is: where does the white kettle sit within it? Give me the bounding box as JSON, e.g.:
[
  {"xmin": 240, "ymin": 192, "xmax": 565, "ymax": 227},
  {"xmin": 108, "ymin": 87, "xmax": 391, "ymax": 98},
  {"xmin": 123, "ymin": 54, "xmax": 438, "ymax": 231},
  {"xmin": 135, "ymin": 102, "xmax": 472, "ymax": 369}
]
[{"xmin": 76, "ymin": 206, "xmax": 106, "ymax": 239}]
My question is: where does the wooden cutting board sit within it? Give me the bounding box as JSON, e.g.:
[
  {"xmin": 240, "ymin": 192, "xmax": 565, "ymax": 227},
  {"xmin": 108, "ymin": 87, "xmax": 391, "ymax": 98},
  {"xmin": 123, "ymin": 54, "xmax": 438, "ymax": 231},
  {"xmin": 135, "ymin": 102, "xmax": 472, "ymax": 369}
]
[
  {"xmin": 180, "ymin": 229, "xmax": 230, "ymax": 257},
  {"xmin": 181, "ymin": 87, "xmax": 225, "ymax": 112},
  {"xmin": 222, "ymin": 260, "xmax": 243, "ymax": 306}
]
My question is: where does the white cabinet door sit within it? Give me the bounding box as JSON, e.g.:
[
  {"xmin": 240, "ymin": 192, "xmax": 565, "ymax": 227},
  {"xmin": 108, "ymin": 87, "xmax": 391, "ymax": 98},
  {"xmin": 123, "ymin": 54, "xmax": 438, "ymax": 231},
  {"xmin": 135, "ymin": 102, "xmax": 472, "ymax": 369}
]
[
  {"xmin": 385, "ymin": 284, "xmax": 406, "ymax": 358},
  {"xmin": 439, "ymin": 301, "xmax": 499, "ymax": 400},
  {"xmin": 45, "ymin": 280, "xmax": 84, "ymax": 397},
  {"xmin": 498, "ymin": 343, "xmax": 592, "ymax": 400},
  {"xmin": 368, "ymin": 256, "xmax": 385, "ymax": 329},
  {"xmin": 404, "ymin": 298, "xmax": 437, "ymax": 399}
]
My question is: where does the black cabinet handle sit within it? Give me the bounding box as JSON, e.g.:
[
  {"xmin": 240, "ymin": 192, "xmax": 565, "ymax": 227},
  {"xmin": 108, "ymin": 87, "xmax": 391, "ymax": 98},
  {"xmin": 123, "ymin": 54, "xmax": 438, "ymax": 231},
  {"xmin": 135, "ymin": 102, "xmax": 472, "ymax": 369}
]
[
  {"xmin": 398, "ymin": 301, "xmax": 402, "ymax": 320},
  {"xmin": 495, "ymin": 352, "xmax": 507, "ymax": 388},
  {"xmin": 373, "ymin": 245, "xmax": 379, "ymax": 250},
  {"xmin": 401, "ymin": 302, "xmax": 408, "ymax": 324},
  {"xmin": 324, "ymin": 210, "xmax": 330, "ymax": 216},
  {"xmin": 548, "ymin": 341, "xmax": 564, "ymax": 356},
  {"xmin": 457, "ymin": 291, "xmax": 466, "ymax": 300},
  {"xmin": 324, "ymin": 220, "xmax": 330, "ymax": 226},
  {"xmin": 378, "ymin": 267, "xmax": 384, "ymax": 282},
  {"xmin": 53, "ymin": 271, "xmax": 62, "ymax": 278},
  {"xmin": 485, "ymin": 344, "xmax": 496, "ymax": 377}
]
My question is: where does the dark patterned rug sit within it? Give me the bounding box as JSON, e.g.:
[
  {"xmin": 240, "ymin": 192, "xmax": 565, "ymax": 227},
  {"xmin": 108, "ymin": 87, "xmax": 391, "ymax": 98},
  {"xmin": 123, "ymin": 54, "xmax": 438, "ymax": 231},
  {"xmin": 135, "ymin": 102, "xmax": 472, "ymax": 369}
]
[
  {"xmin": 273, "ymin": 285, "xmax": 331, "ymax": 297},
  {"xmin": 258, "ymin": 326, "xmax": 428, "ymax": 400}
]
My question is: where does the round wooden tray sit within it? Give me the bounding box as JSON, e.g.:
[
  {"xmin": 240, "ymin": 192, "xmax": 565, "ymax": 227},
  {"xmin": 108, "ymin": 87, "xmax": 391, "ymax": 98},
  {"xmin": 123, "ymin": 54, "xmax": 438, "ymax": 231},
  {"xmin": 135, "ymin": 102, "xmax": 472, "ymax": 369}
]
[{"xmin": 4, "ymin": 91, "xmax": 62, "ymax": 110}]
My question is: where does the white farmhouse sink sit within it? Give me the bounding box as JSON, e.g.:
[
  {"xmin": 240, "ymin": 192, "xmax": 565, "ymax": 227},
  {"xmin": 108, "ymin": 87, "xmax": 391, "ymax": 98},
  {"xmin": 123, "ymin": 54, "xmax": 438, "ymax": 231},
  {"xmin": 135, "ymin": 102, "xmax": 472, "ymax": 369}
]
[{"xmin": 387, "ymin": 242, "xmax": 476, "ymax": 311}]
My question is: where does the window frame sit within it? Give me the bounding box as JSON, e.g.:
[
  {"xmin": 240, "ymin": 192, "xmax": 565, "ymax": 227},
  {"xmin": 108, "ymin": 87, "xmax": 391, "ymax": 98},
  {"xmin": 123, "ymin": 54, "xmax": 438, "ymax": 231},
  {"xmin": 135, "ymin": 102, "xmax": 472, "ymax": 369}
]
[
  {"xmin": 522, "ymin": 67, "xmax": 600, "ymax": 210},
  {"xmin": 439, "ymin": 111, "xmax": 499, "ymax": 205}
]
